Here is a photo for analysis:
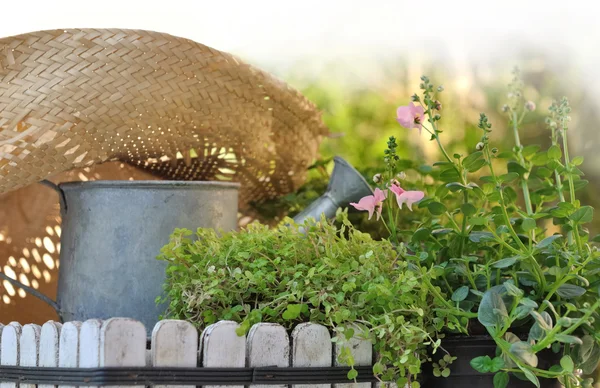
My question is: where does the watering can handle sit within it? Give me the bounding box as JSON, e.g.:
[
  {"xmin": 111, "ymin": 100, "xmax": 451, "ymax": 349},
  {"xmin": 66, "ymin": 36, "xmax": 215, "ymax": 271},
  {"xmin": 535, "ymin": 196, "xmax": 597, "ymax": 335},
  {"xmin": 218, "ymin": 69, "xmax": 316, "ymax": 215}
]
[
  {"xmin": 39, "ymin": 179, "xmax": 67, "ymax": 214},
  {"xmin": 0, "ymin": 271, "xmax": 63, "ymax": 320},
  {"xmin": 0, "ymin": 179, "xmax": 67, "ymax": 321}
]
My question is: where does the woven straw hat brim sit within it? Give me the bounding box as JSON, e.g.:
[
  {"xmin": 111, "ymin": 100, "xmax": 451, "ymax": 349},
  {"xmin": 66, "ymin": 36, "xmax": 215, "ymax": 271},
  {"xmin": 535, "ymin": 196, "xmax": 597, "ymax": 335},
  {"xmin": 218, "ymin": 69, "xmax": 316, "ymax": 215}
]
[{"xmin": 0, "ymin": 28, "xmax": 329, "ymax": 206}]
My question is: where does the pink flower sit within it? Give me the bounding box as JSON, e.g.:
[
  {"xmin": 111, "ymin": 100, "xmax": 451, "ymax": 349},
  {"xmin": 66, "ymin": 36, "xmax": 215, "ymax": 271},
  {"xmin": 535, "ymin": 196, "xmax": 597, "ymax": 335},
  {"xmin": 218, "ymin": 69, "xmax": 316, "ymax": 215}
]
[
  {"xmin": 389, "ymin": 183, "xmax": 424, "ymax": 211},
  {"xmin": 396, "ymin": 102, "xmax": 425, "ymax": 132},
  {"xmin": 350, "ymin": 188, "xmax": 387, "ymax": 220}
]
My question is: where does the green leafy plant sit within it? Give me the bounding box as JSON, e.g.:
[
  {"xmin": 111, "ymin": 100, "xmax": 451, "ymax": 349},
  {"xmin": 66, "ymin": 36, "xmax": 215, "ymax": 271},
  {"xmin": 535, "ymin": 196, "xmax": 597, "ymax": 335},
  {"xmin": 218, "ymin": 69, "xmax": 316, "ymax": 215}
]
[
  {"xmin": 353, "ymin": 69, "xmax": 600, "ymax": 387},
  {"xmin": 158, "ymin": 211, "xmax": 436, "ymax": 387}
]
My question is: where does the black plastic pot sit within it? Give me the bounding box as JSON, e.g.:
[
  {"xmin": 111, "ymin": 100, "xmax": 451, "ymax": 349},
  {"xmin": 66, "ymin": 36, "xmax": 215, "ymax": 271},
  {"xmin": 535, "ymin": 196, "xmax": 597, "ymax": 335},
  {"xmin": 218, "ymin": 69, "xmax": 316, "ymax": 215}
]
[{"xmin": 421, "ymin": 335, "xmax": 563, "ymax": 388}]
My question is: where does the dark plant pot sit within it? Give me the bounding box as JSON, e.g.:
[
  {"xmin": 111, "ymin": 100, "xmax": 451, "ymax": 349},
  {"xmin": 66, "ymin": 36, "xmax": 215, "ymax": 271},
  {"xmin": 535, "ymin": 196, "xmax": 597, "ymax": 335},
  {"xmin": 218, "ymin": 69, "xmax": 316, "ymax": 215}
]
[{"xmin": 421, "ymin": 335, "xmax": 563, "ymax": 388}]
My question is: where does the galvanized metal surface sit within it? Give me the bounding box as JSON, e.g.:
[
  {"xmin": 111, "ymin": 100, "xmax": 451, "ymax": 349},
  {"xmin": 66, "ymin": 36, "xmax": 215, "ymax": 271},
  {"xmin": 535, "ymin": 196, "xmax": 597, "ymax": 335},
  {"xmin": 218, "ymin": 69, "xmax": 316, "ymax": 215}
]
[{"xmin": 58, "ymin": 181, "xmax": 239, "ymax": 333}]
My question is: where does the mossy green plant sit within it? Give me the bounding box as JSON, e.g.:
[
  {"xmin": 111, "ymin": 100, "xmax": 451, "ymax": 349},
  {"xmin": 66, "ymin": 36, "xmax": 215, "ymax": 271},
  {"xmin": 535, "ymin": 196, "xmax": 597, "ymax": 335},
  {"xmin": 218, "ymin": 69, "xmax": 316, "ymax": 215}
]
[{"xmin": 158, "ymin": 211, "xmax": 435, "ymax": 387}]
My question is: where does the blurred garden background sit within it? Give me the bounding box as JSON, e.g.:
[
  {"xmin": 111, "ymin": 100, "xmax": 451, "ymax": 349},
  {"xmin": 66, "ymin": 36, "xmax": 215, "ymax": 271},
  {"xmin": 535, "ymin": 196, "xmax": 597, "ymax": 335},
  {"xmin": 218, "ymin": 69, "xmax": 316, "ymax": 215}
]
[
  {"xmin": 3, "ymin": 0, "xmax": 598, "ymax": 232},
  {"xmin": 245, "ymin": 52, "xmax": 600, "ymax": 236}
]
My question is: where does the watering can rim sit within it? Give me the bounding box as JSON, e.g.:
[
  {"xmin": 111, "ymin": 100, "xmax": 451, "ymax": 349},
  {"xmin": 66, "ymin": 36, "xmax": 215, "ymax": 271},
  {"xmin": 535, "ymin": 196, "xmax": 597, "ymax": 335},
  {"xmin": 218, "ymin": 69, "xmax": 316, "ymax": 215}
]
[
  {"xmin": 53, "ymin": 180, "xmax": 241, "ymax": 190},
  {"xmin": 330, "ymin": 156, "xmax": 372, "ymax": 193}
]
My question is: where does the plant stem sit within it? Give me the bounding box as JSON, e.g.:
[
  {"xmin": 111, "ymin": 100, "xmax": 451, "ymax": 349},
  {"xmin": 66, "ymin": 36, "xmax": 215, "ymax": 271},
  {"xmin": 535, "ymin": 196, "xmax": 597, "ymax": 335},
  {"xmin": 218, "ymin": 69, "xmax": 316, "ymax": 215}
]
[
  {"xmin": 459, "ymin": 190, "xmax": 469, "ymax": 257},
  {"xmin": 534, "ymin": 299, "xmax": 600, "ymax": 352},
  {"xmin": 484, "ymin": 145, "xmax": 546, "ymax": 292},
  {"xmin": 550, "ymin": 126, "xmax": 566, "ymax": 203},
  {"xmin": 445, "ymin": 212, "xmax": 461, "ymax": 232},
  {"xmin": 511, "ymin": 111, "xmax": 534, "ymax": 218},
  {"xmin": 560, "ymin": 127, "xmax": 584, "ymax": 254}
]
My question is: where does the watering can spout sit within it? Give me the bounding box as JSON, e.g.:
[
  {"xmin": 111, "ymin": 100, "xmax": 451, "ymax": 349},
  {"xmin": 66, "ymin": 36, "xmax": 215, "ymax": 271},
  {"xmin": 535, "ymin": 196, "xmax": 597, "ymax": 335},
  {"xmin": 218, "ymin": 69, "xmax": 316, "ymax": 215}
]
[{"xmin": 292, "ymin": 156, "xmax": 373, "ymax": 224}]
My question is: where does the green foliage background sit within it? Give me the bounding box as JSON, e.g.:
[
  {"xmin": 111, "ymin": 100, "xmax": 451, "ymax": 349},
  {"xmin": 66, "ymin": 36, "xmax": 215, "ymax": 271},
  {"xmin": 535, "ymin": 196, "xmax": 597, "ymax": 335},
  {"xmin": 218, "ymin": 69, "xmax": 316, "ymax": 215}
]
[{"xmin": 254, "ymin": 58, "xmax": 600, "ymax": 235}]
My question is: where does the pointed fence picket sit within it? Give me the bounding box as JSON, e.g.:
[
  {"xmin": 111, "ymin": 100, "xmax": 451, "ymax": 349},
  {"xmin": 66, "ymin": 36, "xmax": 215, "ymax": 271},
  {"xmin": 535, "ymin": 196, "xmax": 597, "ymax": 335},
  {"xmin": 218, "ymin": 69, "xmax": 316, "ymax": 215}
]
[
  {"xmin": 0, "ymin": 318, "xmax": 388, "ymax": 387},
  {"xmin": 247, "ymin": 323, "xmax": 290, "ymax": 388},
  {"xmin": 59, "ymin": 321, "xmax": 82, "ymax": 388},
  {"xmin": 1, "ymin": 322, "xmax": 22, "ymax": 388},
  {"xmin": 20, "ymin": 324, "xmax": 41, "ymax": 388},
  {"xmin": 151, "ymin": 319, "xmax": 198, "ymax": 388},
  {"xmin": 334, "ymin": 330, "xmax": 373, "ymax": 388},
  {"xmin": 292, "ymin": 323, "xmax": 333, "ymax": 388},
  {"xmin": 201, "ymin": 320, "xmax": 246, "ymax": 388}
]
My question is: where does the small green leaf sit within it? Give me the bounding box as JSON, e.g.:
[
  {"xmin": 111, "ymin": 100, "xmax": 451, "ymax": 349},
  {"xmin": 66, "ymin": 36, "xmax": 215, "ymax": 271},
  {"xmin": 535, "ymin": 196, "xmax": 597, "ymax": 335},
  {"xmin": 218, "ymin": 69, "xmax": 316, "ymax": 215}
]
[
  {"xmin": 347, "ymin": 368, "xmax": 358, "ymax": 380},
  {"xmin": 428, "ymin": 201, "xmax": 447, "ymax": 216},
  {"xmin": 470, "ymin": 356, "xmax": 491, "ymax": 373},
  {"xmin": 510, "ymin": 342, "xmax": 538, "ymax": 367},
  {"xmin": 469, "ymin": 217, "xmax": 489, "ymax": 226},
  {"xmin": 521, "ymin": 218, "xmax": 536, "ymax": 232},
  {"xmin": 493, "ymin": 372, "xmax": 509, "ymax": 388},
  {"xmin": 548, "ymin": 145, "xmax": 562, "ymax": 160},
  {"xmin": 560, "ymin": 355, "xmax": 574, "ymax": 373},
  {"xmin": 554, "ymin": 334, "xmax": 583, "ymax": 345},
  {"xmin": 499, "ymin": 172, "xmax": 519, "ymax": 183},
  {"xmin": 496, "ymin": 151, "xmax": 516, "ymax": 159},
  {"xmin": 469, "ymin": 231, "xmax": 495, "ymax": 242},
  {"xmin": 534, "ymin": 167, "xmax": 553, "ymax": 178},
  {"xmin": 441, "ymin": 368, "xmax": 450, "ymax": 378},
  {"xmin": 519, "ymin": 298, "xmax": 538, "ymax": 308},
  {"xmin": 489, "ymin": 357, "xmax": 505, "ymax": 373},
  {"xmin": 531, "ymin": 152, "xmax": 549, "ymax": 166},
  {"xmin": 535, "ymin": 234, "xmax": 562, "ymax": 249},
  {"xmin": 467, "ymin": 158, "xmax": 487, "ymax": 173},
  {"xmin": 515, "ymin": 305, "xmax": 533, "ymax": 320},
  {"xmin": 572, "ymin": 156, "xmax": 584, "ymax": 166},
  {"xmin": 503, "ymin": 280, "xmax": 523, "ymax": 297},
  {"xmin": 478, "ymin": 289, "xmax": 508, "ymax": 328},
  {"xmin": 463, "ymin": 151, "xmax": 483, "ymax": 168},
  {"xmin": 520, "ymin": 367, "xmax": 540, "ymax": 388},
  {"xmin": 446, "ymin": 182, "xmax": 467, "ymax": 192},
  {"xmin": 569, "ymin": 206, "xmax": 594, "ymax": 224},
  {"xmin": 507, "ymin": 161, "xmax": 529, "ymax": 176},
  {"xmin": 492, "ymin": 257, "xmax": 518, "ymax": 268},
  {"xmin": 412, "ymin": 227, "xmax": 431, "ymax": 242},
  {"xmin": 556, "ymin": 284, "xmax": 586, "ymax": 298},
  {"xmin": 461, "ymin": 203, "xmax": 477, "ymax": 216},
  {"xmin": 372, "ymin": 362, "xmax": 384, "ymax": 374},
  {"xmin": 522, "ymin": 145, "xmax": 541, "ymax": 158},
  {"xmin": 452, "ymin": 286, "xmax": 470, "ymax": 302},
  {"xmin": 530, "ymin": 311, "xmax": 553, "ymax": 331}
]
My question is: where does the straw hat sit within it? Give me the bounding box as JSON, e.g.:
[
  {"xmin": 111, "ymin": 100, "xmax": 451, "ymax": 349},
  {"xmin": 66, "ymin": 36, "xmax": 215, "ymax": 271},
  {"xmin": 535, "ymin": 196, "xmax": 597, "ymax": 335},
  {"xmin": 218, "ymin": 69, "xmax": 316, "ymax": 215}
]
[{"xmin": 0, "ymin": 28, "xmax": 329, "ymax": 323}]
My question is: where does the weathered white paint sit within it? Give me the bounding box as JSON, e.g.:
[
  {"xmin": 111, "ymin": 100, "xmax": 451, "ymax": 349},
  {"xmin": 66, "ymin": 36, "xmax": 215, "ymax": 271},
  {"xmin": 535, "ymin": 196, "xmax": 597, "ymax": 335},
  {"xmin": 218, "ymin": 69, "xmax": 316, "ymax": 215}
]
[
  {"xmin": 0, "ymin": 323, "xmax": 22, "ymax": 388},
  {"xmin": 39, "ymin": 321, "xmax": 62, "ymax": 388},
  {"xmin": 291, "ymin": 323, "xmax": 332, "ymax": 388},
  {"xmin": 151, "ymin": 320, "xmax": 198, "ymax": 388},
  {"xmin": 0, "ymin": 319, "xmax": 381, "ymax": 388},
  {"xmin": 100, "ymin": 318, "xmax": 146, "ymax": 388},
  {"xmin": 59, "ymin": 321, "xmax": 82, "ymax": 388},
  {"xmin": 333, "ymin": 331, "xmax": 373, "ymax": 388},
  {"xmin": 79, "ymin": 320, "xmax": 103, "ymax": 388},
  {"xmin": 247, "ymin": 323, "xmax": 290, "ymax": 388},
  {"xmin": 201, "ymin": 320, "xmax": 246, "ymax": 388},
  {"xmin": 79, "ymin": 320, "xmax": 102, "ymax": 368},
  {"xmin": 20, "ymin": 324, "xmax": 42, "ymax": 388}
]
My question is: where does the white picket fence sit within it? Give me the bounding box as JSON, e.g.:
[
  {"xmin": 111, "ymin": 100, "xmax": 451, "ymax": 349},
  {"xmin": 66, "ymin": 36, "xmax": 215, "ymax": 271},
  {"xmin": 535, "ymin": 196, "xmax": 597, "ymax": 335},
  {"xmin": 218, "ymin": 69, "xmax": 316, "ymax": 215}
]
[{"xmin": 0, "ymin": 318, "xmax": 377, "ymax": 388}]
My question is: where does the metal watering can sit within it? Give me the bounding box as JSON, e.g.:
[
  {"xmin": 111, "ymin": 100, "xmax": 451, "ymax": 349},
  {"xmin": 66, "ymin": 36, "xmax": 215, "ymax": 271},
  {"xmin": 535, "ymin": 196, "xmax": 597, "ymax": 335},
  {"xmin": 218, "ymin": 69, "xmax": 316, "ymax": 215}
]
[
  {"xmin": 1, "ymin": 157, "xmax": 370, "ymax": 332},
  {"xmin": 1, "ymin": 180, "xmax": 240, "ymax": 333}
]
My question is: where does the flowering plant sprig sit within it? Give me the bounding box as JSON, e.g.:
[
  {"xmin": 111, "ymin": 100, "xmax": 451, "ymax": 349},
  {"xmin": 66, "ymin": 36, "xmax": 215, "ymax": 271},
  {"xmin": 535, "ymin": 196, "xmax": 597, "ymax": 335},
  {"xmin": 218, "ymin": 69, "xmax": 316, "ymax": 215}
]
[{"xmin": 351, "ymin": 71, "xmax": 600, "ymax": 388}]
